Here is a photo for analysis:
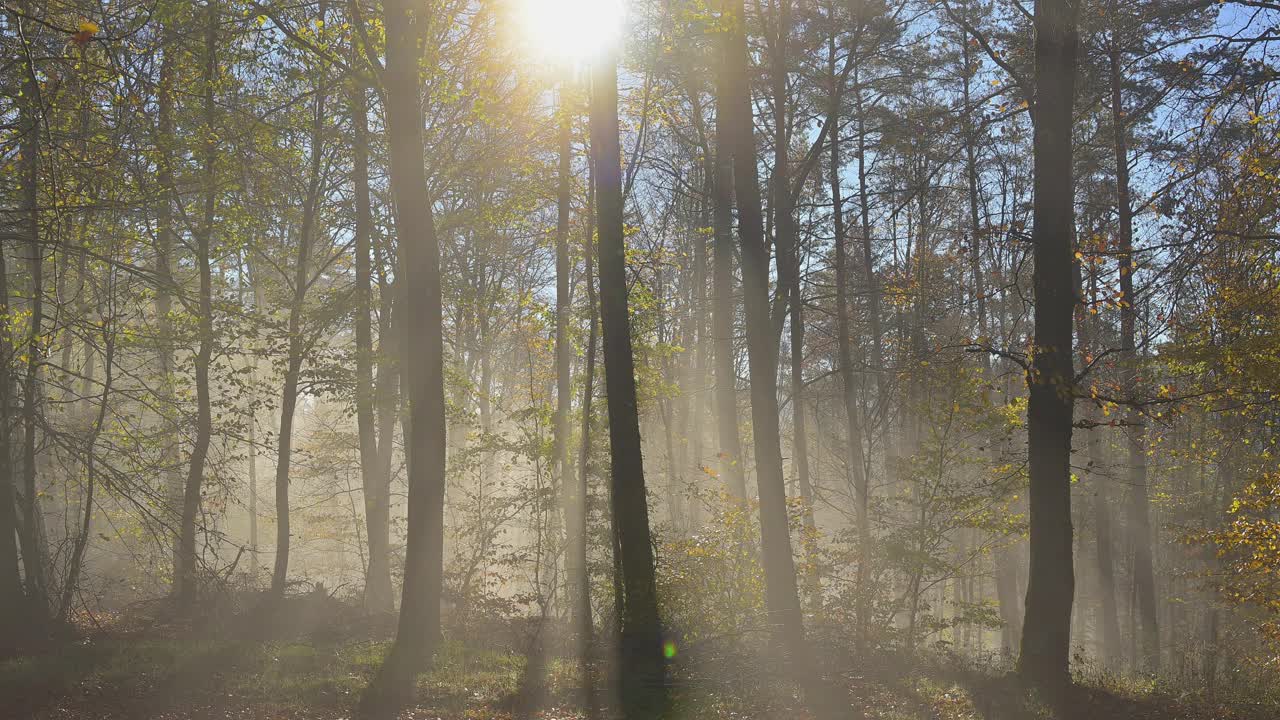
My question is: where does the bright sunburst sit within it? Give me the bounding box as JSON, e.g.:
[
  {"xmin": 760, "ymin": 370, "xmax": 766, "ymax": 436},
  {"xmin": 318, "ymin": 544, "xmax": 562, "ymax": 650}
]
[{"xmin": 511, "ymin": 0, "xmax": 625, "ymax": 63}]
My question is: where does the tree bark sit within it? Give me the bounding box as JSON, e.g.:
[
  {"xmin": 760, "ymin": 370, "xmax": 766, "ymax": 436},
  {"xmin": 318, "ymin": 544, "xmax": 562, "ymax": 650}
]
[
  {"xmin": 721, "ymin": 0, "xmax": 804, "ymax": 651},
  {"xmin": 831, "ymin": 97, "xmax": 870, "ymax": 644},
  {"xmin": 16, "ymin": 1, "xmax": 48, "ymax": 617},
  {"xmin": 1018, "ymin": 0, "xmax": 1080, "ymax": 691},
  {"xmin": 359, "ymin": 0, "xmax": 448, "ymax": 712},
  {"xmin": 711, "ymin": 69, "xmax": 747, "ymax": 500},
  {"xmin": 591, "ymin": 52, "xmax": 666, "ymax": 720},
  {"xmin": 0, "ymin": 211, "xmax": 24, "ymax": 630},
  {"xmin": 575, "ymin": 146, "xmax": 598, "ymax": 711},
  {"xmin": 1091, "ymin": 416, "xmax": 1122, "ymax": 663},
  {"xmin": 1080, "ymin": 264, "xmax": 1122, "ymax": 665}
]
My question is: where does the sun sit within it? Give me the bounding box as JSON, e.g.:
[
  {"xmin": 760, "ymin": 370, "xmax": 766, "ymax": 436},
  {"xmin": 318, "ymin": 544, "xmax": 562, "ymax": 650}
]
[{"xmin": 511, "ymin": 0, "xmax": 625, "ymax": 64}]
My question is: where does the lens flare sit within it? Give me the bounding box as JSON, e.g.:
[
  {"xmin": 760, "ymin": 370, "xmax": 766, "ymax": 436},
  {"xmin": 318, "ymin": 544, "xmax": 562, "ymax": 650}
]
[{"xmin": 511, "ymin": 0, "xmax": 624, "ymax": 63}]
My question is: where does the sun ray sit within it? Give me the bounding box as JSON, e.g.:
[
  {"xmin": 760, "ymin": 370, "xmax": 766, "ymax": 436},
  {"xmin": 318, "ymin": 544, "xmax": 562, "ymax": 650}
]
[{"xmin": 511, "ymin": 0, "xmax": 624, "ymax": 63}]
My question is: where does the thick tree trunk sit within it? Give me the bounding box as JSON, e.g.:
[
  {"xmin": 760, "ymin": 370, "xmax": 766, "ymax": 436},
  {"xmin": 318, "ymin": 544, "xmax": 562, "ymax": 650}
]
[
  {"xmin": 591, "ymin": 53, "xmax": 666, "ymax": 720},
  {"xmin": 711, "ymin": 75, "xmax": 746, "ymax": 500},
  {"xmin": 0, "ymin": 223, "xmax": 25, "ymax": 630},
  {"xmin": 1018, "ymin": 0, "xmax": 1080, "ymax": 691},
  {"xmin": 16, "ymin": 6, "xmax": 48, "ymax": 617},
  {"xmin": 722, "ymin": 0, "xmax": 804, "ymax": 651},
  {"xmin": 1110, "ymin": 47, "xmax": 1159, "ymax": 672},
  {"xmin": 359, "ymin": 0, "xmax": 448, "ymax": 712}
]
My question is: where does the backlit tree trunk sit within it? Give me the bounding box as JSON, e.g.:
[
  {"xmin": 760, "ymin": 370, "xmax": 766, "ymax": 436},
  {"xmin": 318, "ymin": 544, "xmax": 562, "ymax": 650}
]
[
  {"xmin": 16, "ymin": 0, "xmax": 48, "ymax": 618},
  {"xmin": 591, "ymin": 51, "xmax": 666, "ymax": 720},
  {"xmin": 359, "ymin": 0, "xmax": 448, "ymax": 713},
  {"xmin": 721, "ymin": 0, "xmax": 805, "ymax": 650},
  {"xmin": 0, "ymin": 214, "xmax": 23, "ymax": 629},
  {"xmin": 711, "ymin": 69, "xmax": 746, "ymax": 500},
  {"xmin": 1018, "ymin": 0, "xmax": 1081, "ymax": 691}
]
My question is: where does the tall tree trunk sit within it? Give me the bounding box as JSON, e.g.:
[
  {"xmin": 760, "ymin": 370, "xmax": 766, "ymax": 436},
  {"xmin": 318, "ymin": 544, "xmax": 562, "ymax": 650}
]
[
  {"xmin": 777, "ymin": 0, "xmax": 817, "ymax": 615},
  {"xmin": 1018, "ymin": 0, "xmax": 1080, "ymax": 691},
  {"xmin": 1080, "ymin": 266, "xmax": 1121, "ymax": 665},
  {"xmin": 1109, "ymin": 47, "xmax": 1159, "ymax": 672},
  {"xmin": 722, "ymin": 0, "xmax": 804, "ymax": 651},
  {"xmin": 575, "ymin": 148, "xmax": 598, "ymax": 711},
  {"xmin": 679, "ymin": 77, "xmax": 715, "ymax": 529},
  {"xmin": 16, "ymin": 2, "xmax": 48, "ymax": 617},
  {"xmin": 831, "ymin": 97, "xmax": 870, "ymax": 644},
  {"xmin": 1091, "ymin": 416, "xmax": 1122, "ymax": 663},
  {"xmin": 270, "ymin": 49, "xmax": 326, "ymax": 597},
  {"xmin": 554, "ymin": 102, "xmax": 591, "ymax": 673},
  {"xmin": 711, "ymin": 74, "xmax": 746, "ymax": 500},
  {"xmin": 0, "ymin": 219, "xmax": 25, "ymax": 630},
  {"xmin": 178, "ymin": 0, "xmax": 219, "ymax": 612},
  {"xmin": 350, "ymin": 36, "xmax": 393, "ymax": 616},
  {"xmin": 359, "ymin": 0, "xmax": 448, "ymax": 712},
  {"xmin": 591, "ymin": 52, "xmax": 666, "ymax": 720},
  {"xmin": 372, "ymin": 250, "xmax": 400, "ymax": 613}
]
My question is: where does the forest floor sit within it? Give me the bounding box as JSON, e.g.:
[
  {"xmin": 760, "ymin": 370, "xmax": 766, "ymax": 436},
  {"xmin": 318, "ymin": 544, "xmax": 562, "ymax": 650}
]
[{"xmin": 1, "ymin": 600, "xmax": 1275, "ymax": 720}]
